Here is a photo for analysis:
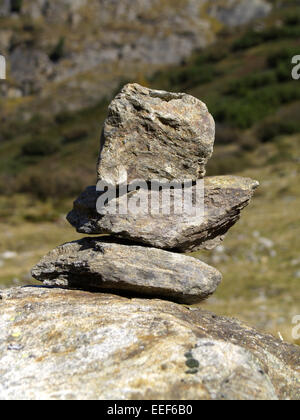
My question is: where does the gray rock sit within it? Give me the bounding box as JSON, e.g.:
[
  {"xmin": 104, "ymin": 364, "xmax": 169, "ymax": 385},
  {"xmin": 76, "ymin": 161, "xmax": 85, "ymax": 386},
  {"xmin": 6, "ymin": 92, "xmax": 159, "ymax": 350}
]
[
  {"xmin": 0, "ymin": 29, "xmax": 12, "ymax": 51},
  {"xmin": 31, "ymin": 237, "xmax": 222, "ymax": 304},
  {"xmin": 208, "ymin": 0, "xmax": 272, "ymax": 27},
  {"xmin": 10, "ymin": 46, "xmax": 55, "ymax": 95},
  {"xmin": 97, "ymin": 83, "xmax": 215, "ymax": 185},
  {"xmin": 0, "ymin": 287, "xmax": 299, "ymax": 400},
  {"xmin": 0, "ymin": 0, "xmax": 10, "ymax": 18},
  {"xmin": 67, "ymin": 175, "xmax": 259, "ymax": 252}
]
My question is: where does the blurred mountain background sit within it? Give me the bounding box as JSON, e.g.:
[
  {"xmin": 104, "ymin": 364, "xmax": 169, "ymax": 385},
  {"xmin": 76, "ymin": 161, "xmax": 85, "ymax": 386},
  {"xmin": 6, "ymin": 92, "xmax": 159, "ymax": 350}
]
[{"xmin": 0, "ymin": 0, "xmax": 299, "ymax": 344}]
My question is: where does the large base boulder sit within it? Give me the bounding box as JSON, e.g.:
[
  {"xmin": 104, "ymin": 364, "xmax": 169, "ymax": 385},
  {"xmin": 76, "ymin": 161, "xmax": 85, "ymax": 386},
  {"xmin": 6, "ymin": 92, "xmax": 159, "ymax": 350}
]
[
  {"xmin": 0, "ymin": 287, "xmax": 299, "ymax": 400},
  {"xmin": 31, "ymin": 237, "xmax": 222, "ymax": 304}
]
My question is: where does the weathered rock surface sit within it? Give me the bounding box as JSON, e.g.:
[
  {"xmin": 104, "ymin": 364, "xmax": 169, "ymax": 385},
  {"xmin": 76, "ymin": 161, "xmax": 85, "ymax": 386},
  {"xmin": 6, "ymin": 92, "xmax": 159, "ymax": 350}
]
[
  {"xmin": 10, "ymin": 46, "xmax": 55, "ymax": 95},
  {"xmin": 67, "ymin": 176, "xmax": 259, "ymax": 252},
  {"xmin": 208, "ymin": 0, "xmax": 272, "ymax": 27},
  {"xmin": 0, "ymin": 287, "xmax": 299, "ymax": 400},
  {"xmin": 31, "ymin": 237, "xmax": 222, "ymax": 304},
  {"xmin": 97, "ymin": 84, "xmax": 215, "ymax": 184},
  {"xmin": 0, "ymin": 0, "xmax": 10, "ymax": 17}
]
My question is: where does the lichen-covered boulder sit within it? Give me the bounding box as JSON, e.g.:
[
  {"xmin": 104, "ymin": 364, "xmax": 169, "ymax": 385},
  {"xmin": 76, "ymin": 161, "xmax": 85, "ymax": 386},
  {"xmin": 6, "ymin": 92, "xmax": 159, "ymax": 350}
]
[{"xmin": 0, "ymin": 287, "xmax": 299, "ymax": 400}]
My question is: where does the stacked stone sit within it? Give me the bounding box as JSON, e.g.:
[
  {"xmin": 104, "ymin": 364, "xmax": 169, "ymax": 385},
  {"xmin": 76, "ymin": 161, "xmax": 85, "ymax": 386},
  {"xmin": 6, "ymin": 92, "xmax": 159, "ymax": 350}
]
[{"xmin": 32, "ymin": 84, "xmax": 259, "ymax": 304}]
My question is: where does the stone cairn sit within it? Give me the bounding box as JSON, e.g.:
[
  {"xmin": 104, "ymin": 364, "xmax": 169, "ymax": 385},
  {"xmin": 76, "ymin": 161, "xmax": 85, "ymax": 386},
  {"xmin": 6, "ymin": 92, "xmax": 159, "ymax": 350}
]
[{"xmin": 32, "ymin": 84, "xmax": 259, "ymax": 304}]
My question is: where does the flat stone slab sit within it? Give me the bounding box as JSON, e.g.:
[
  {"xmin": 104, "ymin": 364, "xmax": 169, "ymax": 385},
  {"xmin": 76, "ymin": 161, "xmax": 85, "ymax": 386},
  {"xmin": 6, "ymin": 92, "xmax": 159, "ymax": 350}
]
[
  {"xmin": 0, "ymin": 287, "xmax": 299, "ymax": 400},
  {"xmin": 97, "ymin": 83, "xmax": 215, "ymax": 185},
  {"xmin": 67, "ymin": 175, "xmax": 259, "ymax": 252},
  {"xmin": 31, "ymin": 238, "xmax": 222, "ymax": 304}
]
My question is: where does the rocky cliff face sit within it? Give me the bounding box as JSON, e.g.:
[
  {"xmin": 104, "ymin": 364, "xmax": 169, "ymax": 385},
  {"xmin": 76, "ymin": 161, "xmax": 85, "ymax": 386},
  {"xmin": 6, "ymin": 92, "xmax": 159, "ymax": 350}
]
[
  {"xmin": 0, "ymin": 0, "xmax": 272, "ymax": 115},
  {"xmin": 0, "ymin": 287, "xmax": 299, "ymax": 400}
]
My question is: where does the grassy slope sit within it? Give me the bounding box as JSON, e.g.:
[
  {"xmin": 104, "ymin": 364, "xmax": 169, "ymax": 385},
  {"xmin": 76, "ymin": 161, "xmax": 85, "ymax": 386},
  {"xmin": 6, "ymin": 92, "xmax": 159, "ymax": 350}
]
[{"xmin": 0, "ymin": 3, "xmax": 299, "ymax": 344}]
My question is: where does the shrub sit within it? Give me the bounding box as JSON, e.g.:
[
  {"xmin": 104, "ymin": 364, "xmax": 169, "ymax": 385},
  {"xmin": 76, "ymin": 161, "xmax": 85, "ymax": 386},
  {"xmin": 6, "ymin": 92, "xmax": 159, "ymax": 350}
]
[
  {"xmin": 257, "ymin": 120, "xmax": 300, "ymax": 142},
  {"xmin": 232, "ymin": 30, "xmax": 263, "ymax": 51},
  {"xmin": 17, "ymin": 166, "xmax": 94, "ymax": 200},
  {"xmin": 268, "ymin": 47, "xmax": 300, "ymax": 68},
  {"xmin": 239, "ymin": 133, "xmax": 258, "ymax": 151},
  {"xmin": 226, "ymin": 71, "xmax": 277, "ymax": 96},
  {"xmin": 284, "ymin": 12, "xmax": 300, "ymax": 26},
  {"xmin": 55, "ymin": 111, "xmax": 76, "ymax": 125},
  {"xmin": 193, "ymin": 47, "xmax": 228, "ymax": 66},
  {"xmin": 10, "ymin": 0, "xmax": 22, "ymax": 13},
  {"xmin": 276, "ymin": 63, "xmax": 292, "ymax": 82},
  {"xmin": 215, "ymin": 125, "xmax": 241, "ymax": 145},
  {"xmin": 63, "ymin": 128, "xmax": 89, "ymax": 144},
  {"xmin": 49, "ymin": 37, "xmax": 65, "ymax": 62},
  {"xmin": 206, "ymin": 150, "xmax": 251, "ymax": 176},
  {"xmin": 21, "ymin": 138, "xmax": 61, "ymax": 157},
  {"xmin": 210, "ymin": 81, "xmax": 300, "ymax": 130},
  {"xmin": 232, "ymin": 26, "xmax": 300, "ymax": 52},
  {"xmin": 170, "ymin": 65, "xmax": 220, "ymax": 89}
]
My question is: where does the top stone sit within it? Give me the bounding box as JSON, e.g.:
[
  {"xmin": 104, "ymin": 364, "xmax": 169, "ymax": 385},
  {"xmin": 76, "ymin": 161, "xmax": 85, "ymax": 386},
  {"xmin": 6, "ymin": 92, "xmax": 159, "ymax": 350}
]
[{"xmin": 97, "ymin": 83, "xmax": 215, "ymax": 185}]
